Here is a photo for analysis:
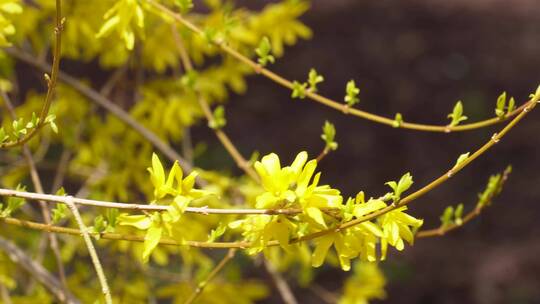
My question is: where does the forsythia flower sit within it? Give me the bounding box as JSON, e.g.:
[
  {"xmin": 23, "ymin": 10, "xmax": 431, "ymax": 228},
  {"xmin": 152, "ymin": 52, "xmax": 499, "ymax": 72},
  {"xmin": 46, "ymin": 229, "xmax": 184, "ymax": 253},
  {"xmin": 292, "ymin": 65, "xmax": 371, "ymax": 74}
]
[
  {"xmin": 118, "ymin": 153, "xmax": 212, "ymax": 263},
  {"xmin": 254, "ymin": 151, "xmax": 342, "ymax": 227},
  {"xmin": 378, "ymin": 205, "xmax": 424, "ymax": 260}
]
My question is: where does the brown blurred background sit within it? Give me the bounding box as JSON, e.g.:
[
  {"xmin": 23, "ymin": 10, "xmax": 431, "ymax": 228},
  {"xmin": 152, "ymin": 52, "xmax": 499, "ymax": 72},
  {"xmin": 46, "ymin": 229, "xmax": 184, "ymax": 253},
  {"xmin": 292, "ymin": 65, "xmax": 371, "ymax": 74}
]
[{"xmin": 191, "ymin": 0, "xmax": 540, "ymax": 303}]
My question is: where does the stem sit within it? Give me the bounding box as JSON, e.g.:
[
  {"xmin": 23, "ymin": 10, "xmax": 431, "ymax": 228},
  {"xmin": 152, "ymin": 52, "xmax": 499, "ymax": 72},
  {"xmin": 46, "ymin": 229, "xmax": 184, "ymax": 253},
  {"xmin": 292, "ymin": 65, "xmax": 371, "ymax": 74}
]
[
  {"xmin": 0, "ymin": 187, "xmax": 314, "ymax": 215},
  {"xmin": 64, "ymin": 196, "xmax": 112, "ymax": 304},
  {"xmin": 183, "ymin": 249, "xmax": 236, "ymax": 304},
  {"xmin": 0, "ymin": 0, "xmax": 63, "ymax": 148},
  {"xmin": 147, "ymin": 0, "xmax": 531, "ymax": 133},
  {"xmin": 263, "ymin": 259, "xmax": 298, "ymax": 304},
  {"xmin": 417, "ymin": 166, "xmax": 511, "ymax": 238}
]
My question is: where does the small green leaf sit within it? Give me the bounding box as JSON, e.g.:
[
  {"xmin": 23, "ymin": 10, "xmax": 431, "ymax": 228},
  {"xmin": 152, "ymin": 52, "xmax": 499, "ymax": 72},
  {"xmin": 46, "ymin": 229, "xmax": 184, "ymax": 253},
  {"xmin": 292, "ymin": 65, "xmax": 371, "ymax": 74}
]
[
  {"xmin": 208, "ymin": 222, "xmax": 227, "ymax": 242},
  {"xmin": 51, "ymin": 204, "xmax": 68, "ymax": 224},
  {"xmin": 495, "ymin": 91, "xmax": 506, "ymax": 118},
  {"xmin": 447, "ymin": 101, "xmax": 468, "ymax": 127},
  {"xmin": 175, "ymin": 0, "xmax": 194, "ymax": 13},
  {"xmin": 255, "ymin": 36, "xmax": 275, "ymax": 67},
  {"xmin": 385, "ymin": 173, "xmax": 413, "ymax": 203},
  {"xmin": 209, "ymin": 106, "xmax": 226, "ymax": 129},
  {"xmin": 507, "ymin": 97, "xmax": 515, "ymax": 114},
  {"xmin": 393, "ymin": 113, "xmax": 403, "ymax": 128},
  {"xmin": 344, "ymin": 80, "xmax": 360, "ymax": 106},
  {"xmin": 529, "ymin": 84, "xmax": 540, "ymax": 103},
  {"xmin": 291, "ymin": 81, "xmax": 307, "ymax": 99},
  {"xmin": 454, "ymin": 152, "xmax": 470, "ymax": 169},
  {"xmin": 454, "ymin": 203, "xmax": 464, "ymax": 225},
  {"xmin": 440, "ymin": 206, "xmax": 454, "ymax": 228},
  {"xmin": 181, "ymin": 70, "xmax": 198, "ymax": 89},
  {"xmin": 321, "ymin": 121, "xmax": 338, "ymax": 151},
  {"xmin": 308, "ymin": 68, "xmax": 324, "ymax": 92}
]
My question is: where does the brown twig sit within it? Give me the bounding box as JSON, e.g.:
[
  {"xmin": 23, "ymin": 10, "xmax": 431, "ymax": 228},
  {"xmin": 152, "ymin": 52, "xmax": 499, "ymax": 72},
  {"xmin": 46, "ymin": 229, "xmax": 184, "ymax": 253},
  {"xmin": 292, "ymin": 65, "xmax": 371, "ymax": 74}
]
[
  {"xmin": 263, "ymin": 259, "xmax": 298, "ymax": 304},
  {"xmin": 183, "ymin": 249, "xmax": 237, "ymax": 304}
]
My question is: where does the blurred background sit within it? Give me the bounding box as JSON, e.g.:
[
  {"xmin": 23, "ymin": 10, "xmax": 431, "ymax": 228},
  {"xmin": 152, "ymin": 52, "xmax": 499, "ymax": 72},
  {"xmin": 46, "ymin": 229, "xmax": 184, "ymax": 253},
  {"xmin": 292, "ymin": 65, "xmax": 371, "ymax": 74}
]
[{"xmin": 193, "ymin": 0, "xmax": 540, "ymax": 303}]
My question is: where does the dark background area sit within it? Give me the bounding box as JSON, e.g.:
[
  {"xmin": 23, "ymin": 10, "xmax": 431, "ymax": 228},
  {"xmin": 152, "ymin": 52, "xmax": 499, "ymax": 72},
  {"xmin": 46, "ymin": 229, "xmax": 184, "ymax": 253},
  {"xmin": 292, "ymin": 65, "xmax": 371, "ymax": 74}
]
[{"xmin": 194, "ymin": 0, "xmax": 540, "ymax": 303}]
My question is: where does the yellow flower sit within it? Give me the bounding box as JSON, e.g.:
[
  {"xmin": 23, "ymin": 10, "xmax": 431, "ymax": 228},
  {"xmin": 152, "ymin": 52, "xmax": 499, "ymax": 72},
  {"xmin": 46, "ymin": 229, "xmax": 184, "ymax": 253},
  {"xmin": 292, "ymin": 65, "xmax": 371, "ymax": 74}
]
[
  {"xmin": 254, "ymin": 151, "xmax": 342, "ymax": 227},
  {"xmin": 378, "ymin": 205, "xmax": 423, "ymax": 260}
]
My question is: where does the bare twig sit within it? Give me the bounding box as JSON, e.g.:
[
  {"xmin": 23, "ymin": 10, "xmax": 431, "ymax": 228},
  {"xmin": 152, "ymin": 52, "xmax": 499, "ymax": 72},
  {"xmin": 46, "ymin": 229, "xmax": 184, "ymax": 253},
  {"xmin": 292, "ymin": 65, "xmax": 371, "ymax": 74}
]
[
  {"xmin": 64, "ymin": 196, "xmax": 112, "ymax": 304},
  {"xmin": 184, "ymin": 249, "xmax": 236, "ymax": 304},
  {"xmin": 0, "ymin": 236, "xmax": 80, "ymax": 304},
  {"xmin": 264, "ymin": 259, "xmax": 298, "ymax": 304}
]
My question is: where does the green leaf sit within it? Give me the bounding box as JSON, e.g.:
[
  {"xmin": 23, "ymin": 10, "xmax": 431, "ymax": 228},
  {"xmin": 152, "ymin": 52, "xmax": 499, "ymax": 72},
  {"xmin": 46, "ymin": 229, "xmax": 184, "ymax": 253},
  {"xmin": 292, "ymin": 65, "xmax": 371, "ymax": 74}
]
[
  {"xmin": 454, "ymin": 203, "xmax": 464, "ymax": 225},
  {"xmin": 321, "ymin": 121, "xmax": 338, "ymax": 151},
  {"xmin": 453, "ymin": 152, "xmax": 469, "ymax": 169},
  {"xmin": 440, "ymin": 206, "xmax": 454, "ymax": 228},
  {"xmin": 393, "ymin": 113, "xmax": 403, "ymax": 128},
  {"xmin": 46, "ymin": 114, "xmax": 58, "ymax": 133},
  {"xmin": 507, "ymin": 97, "xmax": 515, "ymax": 114},
  {"xmin": 180, "ymin": 70, "xmax": 198, "ymax": 89},
  {"xmin": 255, "ymin": 36, "xmax": 275, "ymax": 67},
  {"xmin": 209, "ymin": 106, "xmax": 226, "ymax": 129},
  {"xmin": 51, "ymin": 204, "xmax": 68, "ymax": 224},
  {"xmin": 308, "ymin": 68, "xmax": 324, "ymax": 92},
  {"xmin": 385, "ymin": 173, "xmax": 413, "ymax": 203},
  {"xmin": 344, "ymin": 80, "xmax": 360, "ymax": 106},
  {"xmin": 174, "ymin": 0, "xmax": 194, "ymax": 13},
  {"xmin": 291, "ymin": 81, "xmax": 307, "ymax": 99},
  {"xmin": 208, "ymin": 222, "xmax": 227, "ymax": 242},
  {"xmin": 447, "ymin": 101, "xmax": 468, "ymax": 127},
  {"xmin": 495, "ymin": 92, "xmax": 506, "ymax": 118},
  {"xmin": 529, "ymin": 84, "xmax": 540, "ymax": 103}
]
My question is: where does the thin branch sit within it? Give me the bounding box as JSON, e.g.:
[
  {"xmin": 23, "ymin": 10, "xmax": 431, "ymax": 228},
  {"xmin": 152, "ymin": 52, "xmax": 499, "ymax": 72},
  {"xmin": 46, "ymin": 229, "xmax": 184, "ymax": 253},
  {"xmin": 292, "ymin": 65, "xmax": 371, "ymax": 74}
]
[
  {"xmin": 51, "ymin": 149, "xmax": 71, "ymax": 193},
  {"xmin": 309, "ymin": 284, "xmax": 338, "ymax": 304},
  {"xmin": 184, "ymin": 248, "xmax": 236, "ymax": 304},
  {"xmin": 315, "ymin": 147, "xmax": 330, "ymax": 163},
  {"xmin": 263, "ymin": 259, "xmax": 298, "ymax": 304},
  {"xmin": 0, "ymin": 236, "xmax": 80, "ymax": 304},
  {"xmin": 172, "ymin": 25, "xmax": 260, "ymax": 182},
  {"xmin": 147, "ymin": 0, "xmax": 530, "ymax": 133},
  {"xmin": 0, "ymin": 0, "xmax": 63, "ymax": 148},
  {"xmin": 1, "ymin": 91, "xmax": 68, "ymax": 288},
  {"xmin": 0, "ymin": 187, "xmax": 312, "ymax": 215},
  {"xmin": 64, "ymin": 196, "xmax": 112, "ymax": 304},
  {"xmin": 417, "ymin": 167, "xmax": 511, "ymax": 238}
]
